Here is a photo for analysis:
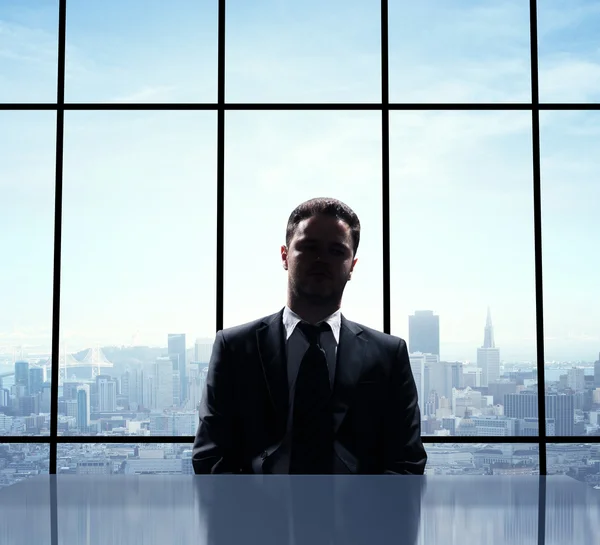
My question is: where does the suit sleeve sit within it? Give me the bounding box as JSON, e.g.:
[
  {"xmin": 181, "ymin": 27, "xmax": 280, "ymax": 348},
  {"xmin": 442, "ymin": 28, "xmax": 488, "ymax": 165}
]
[
  {"xmin": 192, "ymin": 331, "xmax": 241, "ymax": 474},
  {"xmin": 382, "ymin": 338, "xmax": 427, "ymax": 475}
]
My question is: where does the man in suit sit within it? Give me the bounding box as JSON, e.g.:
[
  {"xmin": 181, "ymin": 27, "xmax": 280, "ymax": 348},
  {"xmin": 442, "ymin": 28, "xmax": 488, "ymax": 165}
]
[{"xmin": 193, "ymin": 197, "xmax": 427, "ymax": 474}]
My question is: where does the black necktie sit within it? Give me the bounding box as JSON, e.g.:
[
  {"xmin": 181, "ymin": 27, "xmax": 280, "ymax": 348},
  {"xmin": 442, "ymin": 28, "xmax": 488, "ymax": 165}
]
[{"xmin": 290, "ymin": 321, "xmax": 334, "ymax": 474}]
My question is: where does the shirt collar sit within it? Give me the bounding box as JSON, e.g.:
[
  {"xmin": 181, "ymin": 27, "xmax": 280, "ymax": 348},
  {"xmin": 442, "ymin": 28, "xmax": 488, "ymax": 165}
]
[{"xmin": 283, "ymin": 305, "xmax": 341, "ymax": 345}]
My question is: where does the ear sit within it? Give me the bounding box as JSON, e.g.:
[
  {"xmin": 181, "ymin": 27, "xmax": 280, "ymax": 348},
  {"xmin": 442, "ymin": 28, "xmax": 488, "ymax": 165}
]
[
  {"xmin": 281, "ymin": 245, "xmax": 288, "ymax": 270},
  {"xmin": 349, "ymin": 257, "xmax": 358, "ymax": 279}
]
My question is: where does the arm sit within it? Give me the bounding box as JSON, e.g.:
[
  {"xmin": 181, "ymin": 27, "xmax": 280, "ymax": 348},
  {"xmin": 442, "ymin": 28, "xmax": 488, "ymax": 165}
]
[
  {"xmin": 383, "ymin": 339, "xmax": 427, "ymax": 475},
  {"xmin": 192, "ymin": 331, "xmax": 241, "ymax": 474}
]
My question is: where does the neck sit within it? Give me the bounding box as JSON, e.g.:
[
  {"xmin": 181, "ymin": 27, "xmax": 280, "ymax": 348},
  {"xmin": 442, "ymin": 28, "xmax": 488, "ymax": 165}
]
[{"xmin": 287, "ymin": 296, "xmax": 340, "ymax": 325}]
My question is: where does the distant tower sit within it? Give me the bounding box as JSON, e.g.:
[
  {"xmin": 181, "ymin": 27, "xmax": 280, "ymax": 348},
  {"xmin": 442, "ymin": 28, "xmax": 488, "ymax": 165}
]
[
  {"xmin": 168, "ymin": 334, "xmax": 187, "ymax": 405},
  {"xmin": 14, "ymin": 361, "xmax": 30, "ymax": 395},
  {"xmin": 408, "ymin": 310, "xmax": 440, "ymax": 357},
  {"xmin": 477, "ymin": 307, "xmax": 500, "ymax": 387},
  {"xmin": 483, "ymin": 306, "xmax": 495, "ymax": 348}
]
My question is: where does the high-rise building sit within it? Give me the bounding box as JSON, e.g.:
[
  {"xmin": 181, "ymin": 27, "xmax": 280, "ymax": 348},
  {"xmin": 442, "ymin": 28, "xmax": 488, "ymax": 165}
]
[
  {"xmin": 409, "ymin": 352, "xmax": 438, "ymax": 404},
  {"xmin": 97, "ymin": 376, "xmax": 117, "ymax": 412},
  {"xmin": 77, "ymin": 385, "xmax": 90, "ymax": 431},
  {"xmin": 154, "ymin": 357, "xmax": 174, "ymax": 410},
  {"xmin": 504, "ymin": 391, "xmax": 574, "ymax": 436},
  {"xmin": 567, "ymin": 368, "xmax": 585, "ymax": 392},
  {"xmin": 62, "ymin": 382, "xmax": 79, "ymax": 401},
  {"xmin": 488, "ymin": 379, "xmax": 517, "ymax": 405},
  {"xmin": 408, "ymin": 311, "xmax": 440, "ymax": 357},
  {"xmin": 172, "ymin": 370, "xmax": 180, "ymax": 406},
  {"xmin": 18, "ymin": 395, "xmax": 38, "ymax": 417},
  {"xmin": 121, "ymin": 370, "xmax": 131, "ymax": 399},
  {"xmin": 477, "ymin": 307, "xmax": 500, "ymax": 387},
  {"xmin": 14, "ymin": 361, "xmax": 30, "ymax": 395},
  {"xmin": 546, "ymin": 394, "xmax": 574, "ymax": 436},
  {"xmin": 40, "ymin": 383, "xmax": 51, "ymax": 413},
  {"xmin": 168, "ymin": 334, "xmax": 187, "ymax": 404},
  {"xmin": 462, "ymin": 366, "xmax": 482, "ymax": 388},
  {"xmin": 429, "ymin": 361, "xmax": 463, "ymax": 400},
  {"xmin": 194, "ymin": 339, "xmax": 214, "ymax": 364},
  {"xmin": 594, "ymin": 353, "xmax": 600, "ymax": 388},
  {"xmin": 28, "ymin": 367, "xmax": 44, "ymax": 395}
]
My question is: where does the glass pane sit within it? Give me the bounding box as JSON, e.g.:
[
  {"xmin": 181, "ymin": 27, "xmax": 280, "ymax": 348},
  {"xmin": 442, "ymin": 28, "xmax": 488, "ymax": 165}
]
[
  {"xmin": 0, "ymin": 1, "xmax": 58, "ymax": 102},
  {"xmin": 56, "ymin": 442, "xmax": 193, "ymax": 474},
  {"xmin": 224, "ymin": 110, "xmax": 383, "ymax": 329},
  {"xmin": 0, "ymin": 111, "xmax": 55, "ymax": 435},
  {"xmin": 390, "ymin": 111, "xmax": 537, "ymax": 437},
  {"xmin": 424, "ymin": 443, "xmax": 540, "ymax": 475},
  {"xmin": 0, "ymin": 443, "xmax": 50, "ymax": 489},
  {"xmin": 58, "ymin": 111, "xmax": 216, "ymax": 435},
  {"xmin": 538, "ymin": 0, "xmax": 600, "ymax": 103},
  {"xmin": 0, "ymin": 444, "xmax": 51, "ymax": 545},
  {"xmin": 547, "ymin": 443, "xmax": 600, "ymax": 486},
  {"xmin": 541, "ymin": 110, "xmax": 600, "ymax": 437},
  {"xmin": 546, "ymin": 445, "xmax": 600, "ymax": 543},
  {"xmin": 422, "ymin": 465, "xmax": 540, "ymax": 544},
  {"xmin": 225, "ymin": 0, "xmax": 381, "ymax": 102},
  {"xmin": 389, "ymin": 1, "xmax": 531, "ymax": 103},
  {"xmin": 65, "ymin": 0, "xmax": 218, "ymax": 102},
  {"xmin": 56, "ymin": 443, "xmax": 200, "ymax": 543}
]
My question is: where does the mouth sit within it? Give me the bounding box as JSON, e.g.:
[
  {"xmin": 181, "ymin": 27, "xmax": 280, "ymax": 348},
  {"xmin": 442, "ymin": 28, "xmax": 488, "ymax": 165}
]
[{"xmin": 309, "ymin": 272, "xmax": 331, "ymax": 279}]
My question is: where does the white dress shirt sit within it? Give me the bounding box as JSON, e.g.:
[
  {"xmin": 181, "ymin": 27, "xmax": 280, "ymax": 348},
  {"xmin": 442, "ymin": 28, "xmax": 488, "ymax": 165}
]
[{"xmin": 269, "ymin": 305, "xmax": 341, "ymax": 473}]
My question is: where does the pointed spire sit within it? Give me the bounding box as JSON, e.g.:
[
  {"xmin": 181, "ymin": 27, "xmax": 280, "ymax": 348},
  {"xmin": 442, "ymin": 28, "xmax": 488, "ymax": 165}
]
[{"xmin": 483, "ymin": 307, "xmax": 495, "ymax": 348}]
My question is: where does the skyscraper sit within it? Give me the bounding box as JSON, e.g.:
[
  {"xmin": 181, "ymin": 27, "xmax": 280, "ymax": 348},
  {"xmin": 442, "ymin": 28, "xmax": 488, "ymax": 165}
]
[
  {"xmin": 29, "ymin": 367, "xmax": 44, "ymax": 395},
  {"xmin": 168, "ymin": 334, "xmax": 187, "ymax": 404},
  {"xmin": 155, "ymin": 356, "xmax": 174, "ymax": 410},
  {"xmin": 477, "ymin": 307, "xmax": 500, "ymax": 387},
  {"xmin": 77, "ymin": 384, "xmax": 90, "ymax": 432},
  {"xmin": 194, "ymin": 338, "xmax": 213, "ymax": 364},
  {"xmin": 504, "ymin": 391, "xmax": 574, "ymax": 436},
  {"xmin": 567, "ymin": 368, "xmax": 585, "ymax": 391},
  {"xmin": 14, "ymin": 361, "xmax": 29, "ymax": 395},
  {"xmin": 594, "ymin": 353, "xmax": 600, "ymax": 388},
  {"xmin": 97, "ymin": 375, "xmax": 117, "ymax": 412},
  {"xmin": 408, "ymin": 310, "xmax": 440, "ymax": 357},
  {"xmin": 409, "ymin": 352, "xmax": 438, "ymax": 404}
]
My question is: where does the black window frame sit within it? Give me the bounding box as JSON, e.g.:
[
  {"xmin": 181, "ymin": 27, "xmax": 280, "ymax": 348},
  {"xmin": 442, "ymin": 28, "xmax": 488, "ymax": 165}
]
[{"xmin": 1, "ymin": 0, "xmax": 600, "ymax": 477}]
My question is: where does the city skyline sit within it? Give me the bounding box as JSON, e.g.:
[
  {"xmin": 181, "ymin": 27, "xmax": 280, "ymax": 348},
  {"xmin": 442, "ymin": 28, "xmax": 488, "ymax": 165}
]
[{"xmin": 1, "ymin": 305, "xmax": 599, "ymax": 364}]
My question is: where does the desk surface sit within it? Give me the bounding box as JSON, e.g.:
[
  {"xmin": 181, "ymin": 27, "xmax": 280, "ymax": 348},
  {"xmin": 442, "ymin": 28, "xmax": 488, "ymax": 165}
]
[{"xmin": 1, "ymin": 475, "xmax": 598, "ymax": 545}]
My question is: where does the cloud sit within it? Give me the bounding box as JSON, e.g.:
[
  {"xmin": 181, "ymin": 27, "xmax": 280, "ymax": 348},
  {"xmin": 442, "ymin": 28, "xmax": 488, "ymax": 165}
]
[
  {"xmin": 0, "ymin": 18, "xmax": 57, "ymax": 66},
  {"xmin": 539, "ymin": 58, "xmax": 600, "ymax": 102},
  {"xmin": 108, "ymin": 85, "xmax": 178, "ymax": 103}
]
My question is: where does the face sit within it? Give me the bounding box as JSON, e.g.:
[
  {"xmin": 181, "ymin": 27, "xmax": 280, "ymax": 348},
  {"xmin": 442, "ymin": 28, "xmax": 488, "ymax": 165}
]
[{"xmin": 281, "ymin": 214, "xmax": 358, "ymax": 307}]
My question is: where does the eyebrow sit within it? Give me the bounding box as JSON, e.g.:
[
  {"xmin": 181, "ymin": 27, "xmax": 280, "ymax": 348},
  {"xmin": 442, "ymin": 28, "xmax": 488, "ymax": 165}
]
[{"xmin": 301, "ymin": 238, "xmax": 348, "ymax": 249}]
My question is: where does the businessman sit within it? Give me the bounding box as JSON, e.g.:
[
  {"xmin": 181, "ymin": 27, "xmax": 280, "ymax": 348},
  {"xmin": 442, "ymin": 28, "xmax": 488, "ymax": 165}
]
[{"xmin": 193, "ymin": 197, "xmax": 427, "ymax": 474}]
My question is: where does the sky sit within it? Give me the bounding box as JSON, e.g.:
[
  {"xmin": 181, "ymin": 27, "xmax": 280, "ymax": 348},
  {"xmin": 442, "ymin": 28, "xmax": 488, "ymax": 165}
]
[{"xmin": 1, "ymin": 0, "xmax": 599, "ymax": 363}]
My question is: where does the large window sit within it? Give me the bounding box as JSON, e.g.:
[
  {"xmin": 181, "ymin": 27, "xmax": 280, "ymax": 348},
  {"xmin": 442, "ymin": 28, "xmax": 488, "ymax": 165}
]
[{"xmin": 1, "ymin": 0, "xmax": 599, "ymax": 488}]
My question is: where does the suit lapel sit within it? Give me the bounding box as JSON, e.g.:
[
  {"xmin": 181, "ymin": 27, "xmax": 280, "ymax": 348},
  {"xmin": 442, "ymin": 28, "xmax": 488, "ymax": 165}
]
[
  {"xmin": 256, "ymin": 308, "xmax": 289, "ymax": 436},
  {"xmin": 332, "ymin": 315, "xmax": 367, "ymax": 433},
  {"xmin": 256, "ymin": 309, "xmax": 367, "ymax": 437}
]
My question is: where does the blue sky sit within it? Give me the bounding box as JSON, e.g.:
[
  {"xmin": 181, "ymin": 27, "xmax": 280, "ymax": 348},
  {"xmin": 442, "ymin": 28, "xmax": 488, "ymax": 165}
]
[{"xmin": 1, "ymin": 0, "xmax": 599, "ymax": 362}]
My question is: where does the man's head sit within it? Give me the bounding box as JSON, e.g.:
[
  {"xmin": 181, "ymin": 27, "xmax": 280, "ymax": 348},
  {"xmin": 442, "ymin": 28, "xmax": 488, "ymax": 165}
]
[{"xmin": 281, "ymin": 198, "xmax": 360, "ymax": 310}]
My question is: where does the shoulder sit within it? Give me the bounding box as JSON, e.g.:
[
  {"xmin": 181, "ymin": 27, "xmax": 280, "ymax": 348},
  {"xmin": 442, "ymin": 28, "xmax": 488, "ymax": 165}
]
[{"xmin": 217, "ymin": 309, "xmax": 283, "ymax": 345}]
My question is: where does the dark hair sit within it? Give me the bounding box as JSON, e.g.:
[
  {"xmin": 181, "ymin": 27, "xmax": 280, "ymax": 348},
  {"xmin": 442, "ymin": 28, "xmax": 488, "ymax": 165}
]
[{"xmin": 285, "ymin": 197, "xmax": 361, "ymax": 256}]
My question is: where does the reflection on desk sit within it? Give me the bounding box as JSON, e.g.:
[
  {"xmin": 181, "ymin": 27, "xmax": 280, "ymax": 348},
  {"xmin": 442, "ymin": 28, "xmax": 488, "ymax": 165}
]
[{"xmin": 0, "ymin": 475, "xmax": 599, "ymax": 545}]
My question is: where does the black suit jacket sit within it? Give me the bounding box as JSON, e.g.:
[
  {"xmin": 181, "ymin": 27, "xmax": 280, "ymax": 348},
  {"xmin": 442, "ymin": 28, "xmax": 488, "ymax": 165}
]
[{"xmin": 192, "ymin": 308, "xmax": 427, "ymax": 474}]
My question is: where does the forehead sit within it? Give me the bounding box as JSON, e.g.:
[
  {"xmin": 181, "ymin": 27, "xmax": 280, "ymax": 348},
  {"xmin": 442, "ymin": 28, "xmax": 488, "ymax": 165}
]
[{"xmin": 294, "ymin": 215, "xmax": 352, "ymax": 243}]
